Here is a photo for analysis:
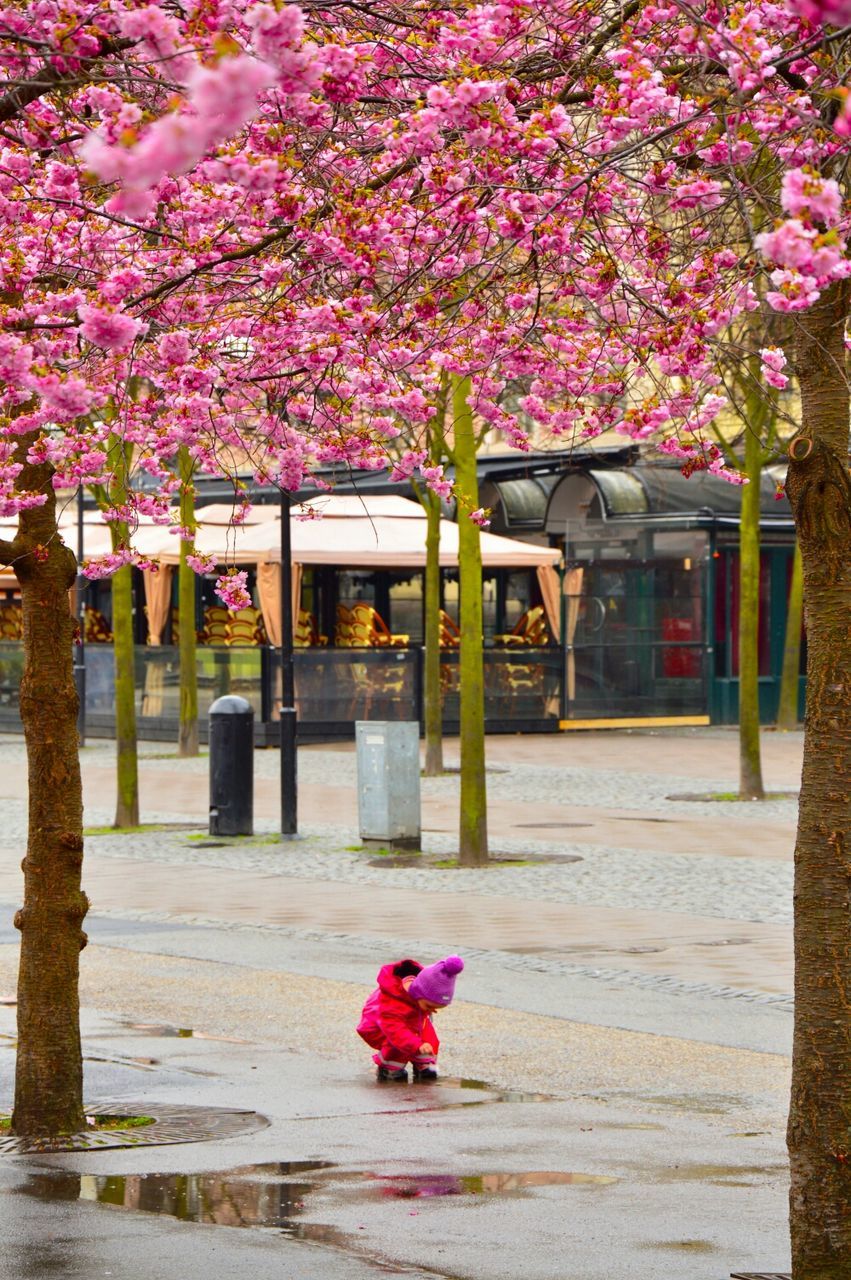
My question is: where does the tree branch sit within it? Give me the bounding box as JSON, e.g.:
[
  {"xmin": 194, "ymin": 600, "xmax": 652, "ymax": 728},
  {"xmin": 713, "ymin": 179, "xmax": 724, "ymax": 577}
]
[{"xmin": 0, "ymin": 36, "xmax": 134, "ymax": 124}]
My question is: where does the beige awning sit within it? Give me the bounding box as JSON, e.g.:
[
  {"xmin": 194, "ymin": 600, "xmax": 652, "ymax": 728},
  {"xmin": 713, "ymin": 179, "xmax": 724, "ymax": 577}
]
[{"xmin": 158, "ymin": 494, "xmax": 562, "ymax": 570}]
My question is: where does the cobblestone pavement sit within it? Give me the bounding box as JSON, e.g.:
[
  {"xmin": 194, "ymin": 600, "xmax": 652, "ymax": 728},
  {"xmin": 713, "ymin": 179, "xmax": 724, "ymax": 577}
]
[{"xmin": 0, "ymin": 729, "xmax": 800, "ymax": 1004}]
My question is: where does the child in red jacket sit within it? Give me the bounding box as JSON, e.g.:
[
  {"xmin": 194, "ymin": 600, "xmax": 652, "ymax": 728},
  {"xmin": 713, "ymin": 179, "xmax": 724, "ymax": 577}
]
[{"xmin": 356, "ymin": 955, "xmax": 465, "ymax": 1082}]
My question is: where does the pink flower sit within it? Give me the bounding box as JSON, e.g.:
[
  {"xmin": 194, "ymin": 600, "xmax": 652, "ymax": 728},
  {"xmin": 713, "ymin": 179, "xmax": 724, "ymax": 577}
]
[
  {"xmin": 77, "ymin": 304, "xmax": 146, "ymax": 352},
  {"xmin": 215, "ymin": 569, "xmax": 251, "ymax": 610},
  {"xmin": 469, "ymin": 507, "xmax": 492, "ymax": 529},
  {"xmin": 781, "ymin": 168, "xmax": 843, "ymax": 226},
  {"xmin": 186, "ymin": 552, "xmax": 219, "ymax": 574},
  {"xmin": 157, "ymin": 331, "xmax": 191, "ymax": 365},
  {"xmin": 760, "ymin": 347, "xmax": 789, "ymax": 389},
  {"xmin": 789, "ymin": 0, "xmax": 851, "ymax": 23}
]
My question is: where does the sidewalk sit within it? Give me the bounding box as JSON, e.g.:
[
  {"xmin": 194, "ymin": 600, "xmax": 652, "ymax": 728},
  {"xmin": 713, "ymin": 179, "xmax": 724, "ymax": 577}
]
[{"xmin": 0, "ymin": 728, "xmax": 799, "ymax": 1277}]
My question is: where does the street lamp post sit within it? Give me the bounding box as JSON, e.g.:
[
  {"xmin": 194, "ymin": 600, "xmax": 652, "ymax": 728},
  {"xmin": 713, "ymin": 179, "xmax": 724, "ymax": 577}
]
[{"xmin": 279, "ymin": 489, "xmax": 297, "ymax": 834}]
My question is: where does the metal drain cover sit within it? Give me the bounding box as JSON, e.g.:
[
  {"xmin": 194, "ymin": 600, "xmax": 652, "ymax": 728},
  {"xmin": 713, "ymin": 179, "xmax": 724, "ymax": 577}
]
[{"xmin": 0, "ymin": 1102, "xmax": 269, "ymax": 1154}]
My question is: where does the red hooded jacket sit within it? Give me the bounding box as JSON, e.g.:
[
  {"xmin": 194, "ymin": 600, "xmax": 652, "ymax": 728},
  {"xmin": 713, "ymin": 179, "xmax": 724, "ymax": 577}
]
[{"xmin": 357, "ymin": 958, "xmax": 440, "ymax": 1059}]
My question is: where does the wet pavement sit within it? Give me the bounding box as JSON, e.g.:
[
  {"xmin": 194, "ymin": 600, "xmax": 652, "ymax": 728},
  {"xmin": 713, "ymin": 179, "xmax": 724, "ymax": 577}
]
[{"xmin": 0, "ymin": 728, "xmax": 799, "ymax": 1277}]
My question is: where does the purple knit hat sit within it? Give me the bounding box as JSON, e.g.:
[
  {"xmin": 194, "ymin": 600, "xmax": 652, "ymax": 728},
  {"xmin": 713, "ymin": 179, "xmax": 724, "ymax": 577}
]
[{"xmin": 408, "ymin": 955, "xmax": 464, "ymax": 1006}]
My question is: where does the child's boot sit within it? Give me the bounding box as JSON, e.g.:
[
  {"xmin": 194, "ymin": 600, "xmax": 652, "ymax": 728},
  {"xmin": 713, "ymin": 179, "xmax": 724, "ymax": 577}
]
[
  {"xmin": 376, "ymin": 1064, "xmax": 408, "ymax": 1082},
  {"xmin": 412, "ymin": 1058, "xmax": 438, "ymax": 1082},
  {"xmin": 374, "ymin": 1053, "xmax": 408, "ymax": 1082}
]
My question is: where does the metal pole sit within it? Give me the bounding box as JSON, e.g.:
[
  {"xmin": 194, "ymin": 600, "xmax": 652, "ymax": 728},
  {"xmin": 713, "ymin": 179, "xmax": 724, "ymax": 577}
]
[
  {"xmin": 74, "ymin": 485, "xmax": 86, "ymax": 746},
  {"xmin": 280, "ymin": 489, "xmax": 297, "ymax": 834}
]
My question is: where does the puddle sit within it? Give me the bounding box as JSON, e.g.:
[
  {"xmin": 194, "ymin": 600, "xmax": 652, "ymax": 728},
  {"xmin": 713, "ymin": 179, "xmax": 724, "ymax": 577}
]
[
  {"xmin": 513, "ymin": 822, "xmax": 592, "ymax": 830},
  {"xmin": 372, "ymin": 1170, "xmax": 618, "ymax": 1197},
  {"xmin": 642, "ymin": 1163, "xmax": 786, "ymax": 1185},
  {"xmin": 455, "ymin": 1078, "xmax": 553, "ymax": 1104},
  {"xmin": 119, "ymin": 1022, "xmax": 250, "ymax": 1043},
  {"xmin": 25, "ymin": 1159, "xmax": 614, "ymax": 1232},
  {"xmin": 641, "ymin": 1239, "xmax": 718, "ymax": 1253},
  {"xmin": 367, "ymin": 856, "xmax": 422, "ymax": 868},
  {"xmin": 27, "ymin": 1162, "xmax": 335, "ymax": 1232}
]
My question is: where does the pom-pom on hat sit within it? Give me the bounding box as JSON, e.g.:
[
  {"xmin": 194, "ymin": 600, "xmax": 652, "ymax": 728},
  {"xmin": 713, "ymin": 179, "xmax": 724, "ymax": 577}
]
[{"xmin": 408, "ymin": 955, "xmax": 464, "ymax": 1007}]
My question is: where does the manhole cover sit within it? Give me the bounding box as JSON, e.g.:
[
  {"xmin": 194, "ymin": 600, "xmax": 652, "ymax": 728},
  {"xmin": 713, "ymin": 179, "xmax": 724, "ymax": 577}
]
[{"xmin": 0, "ymin": 1102, "xmax": 269, "ymax": 1154}]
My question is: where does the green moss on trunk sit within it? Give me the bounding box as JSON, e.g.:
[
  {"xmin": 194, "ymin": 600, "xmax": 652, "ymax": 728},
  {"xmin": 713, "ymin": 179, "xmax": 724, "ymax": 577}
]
[
  {"xmin": 452, "ymin": 374, "xmax": 488, "ymax": 866},
  {"xmin": 738, "ymin": 417, "xmax": 765, "ymax": 799},
  {"xmin": 423, "ymin": 487, "xmax": 444, "ymax": 776},
  {"xmin": 110, "ymin": 557, "xmax": 139, "ymax": 828},
  {"xmin": 777, "ymin": 540, "xmax": 804, "ymax": 730},
  {"xmin": 178, "ymin": 447, "xmax": 199, "ymax": 758}
]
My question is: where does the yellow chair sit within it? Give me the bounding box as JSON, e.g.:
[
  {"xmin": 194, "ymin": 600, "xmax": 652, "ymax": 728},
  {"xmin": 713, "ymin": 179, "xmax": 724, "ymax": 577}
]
[
  {"xmin": 439, "ymin": 609, "xmax": 461, "ymax": 648},
  {"xmin": 495, "ymin": 605, "xmax": 549, "ymax": 648},
  {"xmin": 202, "ymin": 605, "xmax": 230, "ymax": 646},
  {"xmin": 84, "ymin": 606, "xmax": 113, "ymax": 643},
  {"xmin": 348, "ymin": 603, "xmax": 409, "ymax": 648},
  {"xmin": 295, "ymin": 610, "xmax": 327, "ymax": 647},
  {"xmin": 226, "ymin": 606, "xmax": 267, "ymax": 646},
  {"xmin": 0, "ymin": 604, "xmax": 22, "ymax": 640}
]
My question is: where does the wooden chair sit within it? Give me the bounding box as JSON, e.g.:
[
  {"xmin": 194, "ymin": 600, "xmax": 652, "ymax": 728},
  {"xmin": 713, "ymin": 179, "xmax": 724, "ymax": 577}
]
[
  {"xmin": 295, "ymin": 610, "xmax": 327, "ymax": 647},
  {"xmin": 439, "ymin": 609, "xmax": 461, "ymax": 648},
  {"xmin": 349, "ymin": 603, "xmax": 409, "ymax": 648},
  {"xmin": 84, "ymin": 606, "xmax": 113, "ymax": 643},
  {"xmin": 202, "ymin": 605, "xmax": 230, "ymax": 646},
  {"xmin": 494, "ymin": 605, "xmax": 549, "ymax": 648},
  {"xmin": 0, "ymin": 604, "xmax": 22, "ymax": 640},
  {"xmin": 225, "ymin": 606, "xmax": 266, "ymax": 646}
]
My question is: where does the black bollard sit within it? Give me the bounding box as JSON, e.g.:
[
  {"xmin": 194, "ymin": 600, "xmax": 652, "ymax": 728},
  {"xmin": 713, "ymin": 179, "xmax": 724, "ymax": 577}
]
[{"xmin": 208, "ymin": 695, "xmax": 254, "ymax": 836}]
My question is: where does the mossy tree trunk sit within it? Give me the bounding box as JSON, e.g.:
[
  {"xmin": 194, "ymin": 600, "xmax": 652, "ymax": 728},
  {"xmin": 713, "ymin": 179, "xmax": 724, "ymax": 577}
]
[
  {"xmin": 102, "ymin": 438, "xmax": 138, "ymax": 828},
  {"xmin": 7, "ymin": 436, "xmax": 87, "ymax": 1136},
  {"xmin": 738, "ymin": 405, "xmax": 766, "ymax": 799},
  {"xmin": 110, "ymin": 557, "xmax": 139, "ymax": 827},
  {"xmin": 452, "ymin": 374, "xmax": 488, "ymax": 866},
  {"xmin": 178, "ymin": 446, "xmax": 198, "ymax": 758},
  {"xmin": 784, "ymin": 279, "xmax": 851, "ymax": 1280},
  {"xmin": 423, "ymin": 486, "xmax": 444, "ymax": 776},
  {"xmin": 777, "ymin": 539, "xmax": 804, "ymax": 731}
]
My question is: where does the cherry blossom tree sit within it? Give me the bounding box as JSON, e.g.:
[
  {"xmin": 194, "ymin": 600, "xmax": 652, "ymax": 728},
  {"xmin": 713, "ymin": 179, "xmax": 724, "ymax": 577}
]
[{"xmin": 2, "ymin": 5, "xmax": 851, "ymax": 1275}]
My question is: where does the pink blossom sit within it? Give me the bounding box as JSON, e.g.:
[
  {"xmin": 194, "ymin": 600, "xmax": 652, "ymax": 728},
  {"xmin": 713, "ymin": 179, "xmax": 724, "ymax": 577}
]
[
  {"xmin": 789, "ymin": 0, "xmax": 851, "ymax": 23},
  {"xmin": 781, "ymin": 168, "xmax": 843, "ymax": 225},
  {"xmin": 469, "ymin": 507, "xmax": 492, "ymax": 529},
  {"xmin": 215, "ymin": 569, "xmax": 251, "ymax": 610},
  {"xmin": 157, "ymin": 331, "xmax": 191, "ymax": 365},
  {"xmin": 77, "ymin": 304, "xmax": 146, "ymax": 352},
  {"xmin": 186, "ymin": 551, "xmax": 219, "ymax": 574},
  {"xmin": 760, "ymin": 346, "xmax": 789, "ymax": 389}
]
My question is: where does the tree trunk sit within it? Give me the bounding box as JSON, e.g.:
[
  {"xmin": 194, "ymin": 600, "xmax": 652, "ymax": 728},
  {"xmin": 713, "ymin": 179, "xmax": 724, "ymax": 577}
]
[
  {"xmin": 178, "ymin": 447, "xmax": 199, "ymax": 758},
  {"xmin": 452, "ymin": 374, "xmax": 488, "ymax": 866},
  {"xmin": 785, "ymin": 279, "xmax": 851, "ymax": 1280},
  {"xmin": 777, "ymin": 540, "xmax": 804, "ymax": 731},
  {"xmin": 105, "ymin": 436, "xmax": 139, "ymax": 828},
  {"xmin": 11, "ymin": 444, "xmax": 87, "ymax": 1136},
  {"xmin": 423, "ymin": 487, "xmax": 444, "ymax": 776},
  {"xmin": 110, "ymin": 555, "xmax": 139, "ymax": 827},
  {"xmin": 738, "ymin": 418, "xmax": 765, "ymax": 799}
]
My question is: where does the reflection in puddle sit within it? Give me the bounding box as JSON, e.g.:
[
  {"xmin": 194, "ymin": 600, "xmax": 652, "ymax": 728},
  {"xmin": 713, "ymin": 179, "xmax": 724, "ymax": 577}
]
[
  {"xmin": 641, "ymin": 1239, "xmax": 718, "ymax": 1253},
  {"xmin": 373, "ymin": 1171, "xmax": 618, "ymax": 1197},
  {"xmin": 26, "ymin": 1158, "xmax": 617, "ymax": 1235},
  {"xmin": 47, "ymin": 1163, "xmax": 336, "ymax": 1232},
  {"xmin": 118, "ymin": 1022, "xmax": 250, "ymax": 1043}
]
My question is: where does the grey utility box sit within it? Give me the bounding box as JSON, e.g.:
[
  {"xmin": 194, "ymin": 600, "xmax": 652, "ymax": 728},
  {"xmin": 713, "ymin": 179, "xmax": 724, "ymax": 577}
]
[{"xmin": 355, "ymin": 721, "xmax": 421, "ymax": 851}]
